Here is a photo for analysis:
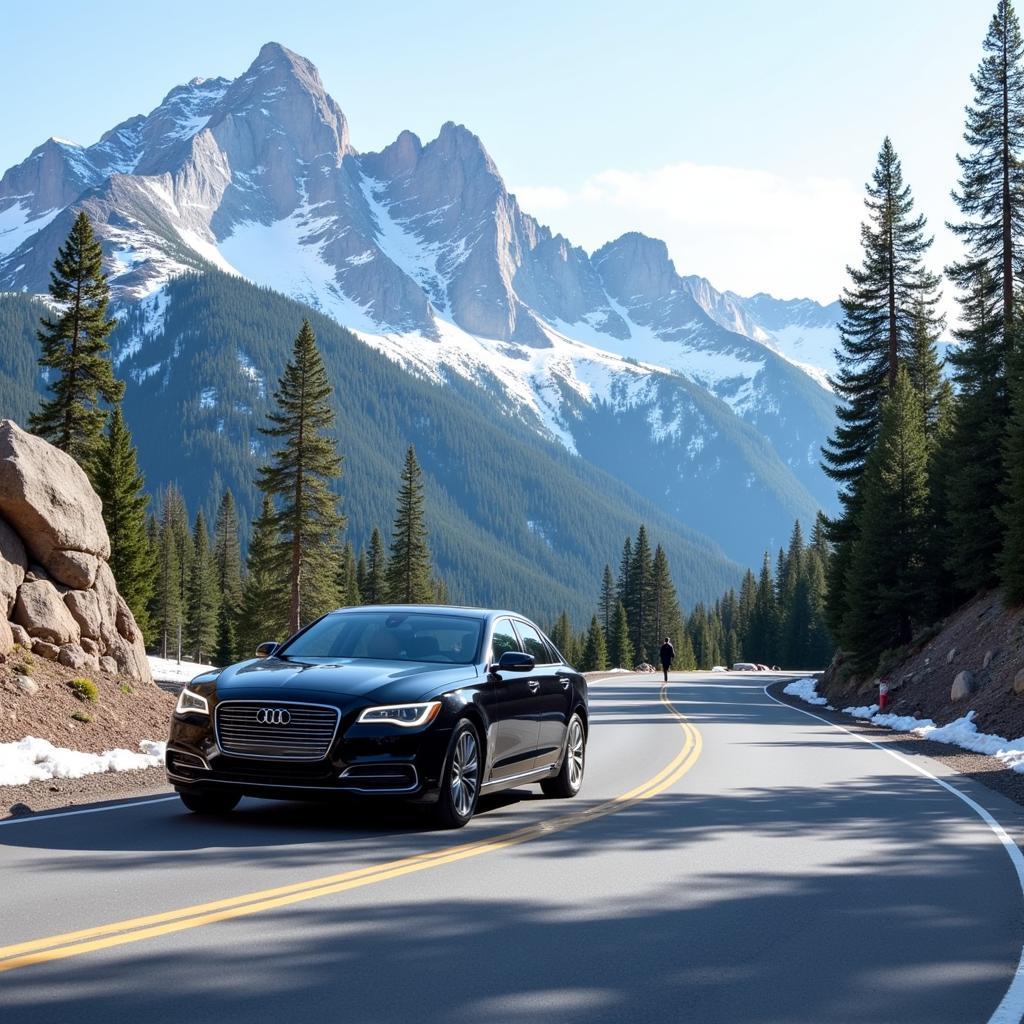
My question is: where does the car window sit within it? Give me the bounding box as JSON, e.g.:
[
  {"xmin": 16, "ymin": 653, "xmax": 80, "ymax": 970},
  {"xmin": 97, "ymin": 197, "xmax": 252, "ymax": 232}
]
[
  {"xmin": 490, "ymin": 618, "xmax": 521, "ymax": 660},
  {"xmin": 514, "ymin": 620, "xmax": 552, "ymax": 664},
  {"xmin": 280, "ymin": 611, "xmax": 483, "ymax": 665},
  {"xmin": 542, "ymin": 635, "xmax": 563, "ymax": 665}
]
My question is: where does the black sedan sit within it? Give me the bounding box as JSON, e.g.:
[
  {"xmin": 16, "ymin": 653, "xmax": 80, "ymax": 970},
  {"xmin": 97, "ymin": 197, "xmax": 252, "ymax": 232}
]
[{"xmin": 166, "ymin": 606, "xmax": 589, "ymax": 828}]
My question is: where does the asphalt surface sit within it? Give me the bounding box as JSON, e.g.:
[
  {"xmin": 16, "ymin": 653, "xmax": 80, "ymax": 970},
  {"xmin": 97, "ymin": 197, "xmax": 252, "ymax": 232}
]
[{"xmin": 1, "ymin": 673, "xmax": 1024, "ymax": 1024}]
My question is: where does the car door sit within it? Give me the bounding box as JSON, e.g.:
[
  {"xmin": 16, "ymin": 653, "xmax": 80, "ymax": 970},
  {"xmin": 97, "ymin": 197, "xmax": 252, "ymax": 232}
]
[
  {"xmin": 513, "ymin": 619, "xmax": 568, "ymax": 771},
  {"xmin": 480, "ymin": 617, "xmax": 543, "ymax": 782}
]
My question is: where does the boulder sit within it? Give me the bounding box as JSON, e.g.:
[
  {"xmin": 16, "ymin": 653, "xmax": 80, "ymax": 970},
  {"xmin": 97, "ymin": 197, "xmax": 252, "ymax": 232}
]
[
  {"xmin": 47, "ymin": 550, "xmax": 101, "ymax": 590},
  {"xmin": 0, "ymin": 616, "xmax": 11, "ymax": 656},
  {"xmin": 99, "ymin": 656, "xmax": 118, "ymax": 676},
  {"xmin": 946, "ymin": 648, "xmax": 958, "ymax": 665},
  {"xmin": 57, "ymin": 643, "xmax": 88, "ymax": 670},
  {"xmin": 983, "ymin": 649, "xmax": 998, "ymax": 669},
  {"xmin": 80, "ymin": 637, "xmax": 99, "ymax": 656},
  {"xmin": 1015, "ymin": 668, "xmax": 1024, "ymax": 696},
  {"xmin": 64, "ymin": 589, "xmax": 102, "ymax": 641},
  {"xmin": 951, "ymin": 670, "xmax": 976, "ymax": 701},
  {"xmin": 14, "ymin": 580, "xmax": 81, "ymax": 644},
  {"xmin": 8, "ymin": 622, "xmax": 30, "ymax": 647},
  {"xmin": 31, "ymin": 639, "xmax": 59, "ymax": 660},
  {"xmin": 0, "ymin": 517, "xmax": 26, "ymax": 615},
  {"xmin": 0, "ymin": 420, "xmax": 110, "ymax": 582}
]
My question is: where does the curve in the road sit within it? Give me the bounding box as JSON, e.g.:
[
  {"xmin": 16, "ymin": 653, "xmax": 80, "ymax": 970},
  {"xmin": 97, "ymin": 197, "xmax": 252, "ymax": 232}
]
[
  {"xmin": 0, "ymin": 681, "xmax": 701, "ymax": 975},
  {"xmin": 764, "ymin": 682, "xmax": 1024, "ymax": 1024}
]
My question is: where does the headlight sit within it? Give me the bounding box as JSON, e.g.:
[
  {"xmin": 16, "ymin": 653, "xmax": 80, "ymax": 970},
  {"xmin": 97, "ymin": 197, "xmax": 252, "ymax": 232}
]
[
  {"xmin": 357, "ymin": 702, "xmax": 441, "ymax": 727},
  {"xmin": 175, "ymin": 688, "xmax": 209, "ymax": 716}
]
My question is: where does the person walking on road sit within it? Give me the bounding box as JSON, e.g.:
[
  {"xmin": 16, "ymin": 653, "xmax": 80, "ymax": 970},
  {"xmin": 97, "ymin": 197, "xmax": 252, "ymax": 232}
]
[{"xmin": 659, "ymin": 637, "xmax": 674, "ymax": 683}]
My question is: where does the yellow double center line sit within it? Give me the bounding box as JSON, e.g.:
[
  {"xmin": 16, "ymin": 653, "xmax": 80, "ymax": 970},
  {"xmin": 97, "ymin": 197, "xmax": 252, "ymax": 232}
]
[{"xmin": 0, "ymin": 682, "xmax": 701, "ymax": 974}]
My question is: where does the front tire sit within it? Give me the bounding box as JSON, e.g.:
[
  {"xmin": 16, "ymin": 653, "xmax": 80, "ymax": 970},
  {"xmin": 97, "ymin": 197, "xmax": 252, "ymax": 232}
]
[
  {"xmin": 433, "ymin": 719, "xmax": 481, "ymax": 829},
  {"xmin": 542, "ymin": 713, "xmax": 585, "ymax": 798},
  {"xmin": 178, "ymin": 790, "xmax": 241, "ymax": 816}
]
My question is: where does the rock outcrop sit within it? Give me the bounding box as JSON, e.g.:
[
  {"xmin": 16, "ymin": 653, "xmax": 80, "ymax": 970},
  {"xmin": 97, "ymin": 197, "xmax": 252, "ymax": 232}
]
[{"xmin": 0, "ymin": 420, "xmax": 152, "ymax": 683}]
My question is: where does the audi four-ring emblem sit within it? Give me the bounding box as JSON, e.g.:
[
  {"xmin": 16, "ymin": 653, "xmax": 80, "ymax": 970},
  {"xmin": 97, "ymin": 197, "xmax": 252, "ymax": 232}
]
[{"xmin": 255, "ymin": 708, "xmax": 291, "ymax": 725}]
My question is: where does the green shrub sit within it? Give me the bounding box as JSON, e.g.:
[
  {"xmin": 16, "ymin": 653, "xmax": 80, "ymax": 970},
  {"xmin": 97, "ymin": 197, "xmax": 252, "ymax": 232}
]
[
  {"xmin": 119, "ymin": 682, "xmax": 134, "ymax": 695},
  {"xmin": 67, "ymin": 678, "xmax": 99, "ymax": 703},
  {"xmin": 70, "ymin": 710, "xmax": 92, "ymax": 723}
]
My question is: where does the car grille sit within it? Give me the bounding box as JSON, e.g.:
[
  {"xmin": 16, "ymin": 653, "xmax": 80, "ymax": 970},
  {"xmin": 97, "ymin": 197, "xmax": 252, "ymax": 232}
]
[{"xmin": 215, "ymin": 702, "xmax": 340, "ymax": 760}]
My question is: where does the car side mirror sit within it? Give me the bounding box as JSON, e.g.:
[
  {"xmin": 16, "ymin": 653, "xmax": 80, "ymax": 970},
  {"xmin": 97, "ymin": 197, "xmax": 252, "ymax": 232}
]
[
  {"xmin": 489, "ymin": 651, "xmax": 535, "ymax": 674},
  {"xmin": 255, "ymin": 641, "xmax": 280, "ymax": 659}
]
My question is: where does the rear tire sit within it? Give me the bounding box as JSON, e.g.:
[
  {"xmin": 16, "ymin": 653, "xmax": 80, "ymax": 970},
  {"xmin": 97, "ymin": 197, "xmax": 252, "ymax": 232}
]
[
  {"xmin": 433, "ymin": 719, "xmax": 481, "ymax": 829},
  {"xmin": 178, "ymin": 790, "xmax": 241, "ymax": 815},
  {"xmin": 541, "ymin": 713, "xmax": 585, "ymax": 798}
]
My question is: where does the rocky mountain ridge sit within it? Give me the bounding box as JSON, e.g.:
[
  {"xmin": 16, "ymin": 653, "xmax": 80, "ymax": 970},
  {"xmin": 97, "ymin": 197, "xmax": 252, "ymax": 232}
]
[{"xmin": 0, "ymin": 42, "xmax": 840, "ymax": 567}]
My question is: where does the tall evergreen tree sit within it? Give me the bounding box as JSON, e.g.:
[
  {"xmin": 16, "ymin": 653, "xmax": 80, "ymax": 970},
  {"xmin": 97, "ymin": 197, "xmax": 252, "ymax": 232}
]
[
  {"xmin": 257, "ymin": 320, "xmax": 345, "ymax": 632},
  {"xmin": 363, "ymin": 527, "xmax": 387, "ymax": 604},
  {"xmin": 185, "ymin": 511, "xmax": 218, "ymax": 663},
  {"xmin": 608, "ymin": 600, "xmax": 634, "ymax": 669},
  {"xmin": 28, "ymin": 211, "xmax": 123, "ymax": 473},
  {"xmin": 238, "ymin": 496, "xmax": 288, "ymax": 654},
  {"xmin": 598, "ymin": 564, "xmax": 616, "ymax": 639},
  {"xmin": 336, "ymin": 541, "xmax": 361, "ymax": 607},
  {"xmin": 93, "ymin": 406, "xmax": 153, "ymax": 641},
  {"xmin": 580, "ymin": 615, "xmax": 608, "ymax": 672},
  {"xmin": 385, "ymin": 446, "xmax": 434, "ymax": 604},
  {"xmin": 626, "ymin": 525, "xmax": 655, "ymax": 661},
  {"xmin": 822, "ymin": 139, "xmax": 941, "ymax": 642},
  {"xmin": 550, "ymin": 611, "xmax": 578, "ymax": 665},
  {"xmin": 152, "ymin": 486, "xmax": 187, "ymax": 660},
  {"xmin": 650, "ymin": 544, "xmax": 684, "ymax": 652},
  {"xmin": 842, "ymin": 367, "xmax": 931, "ymax": 668},
  {"xmin": 213, "ymin": 490, "xmax": 243, "ymax": 666},
  {"xmin": 949, "ymin": 0, "xmax": 1024, "ymax": 349},
  {"xmin": 945, "ymin": 264, "xmax": 1008, "ymax": 591}
]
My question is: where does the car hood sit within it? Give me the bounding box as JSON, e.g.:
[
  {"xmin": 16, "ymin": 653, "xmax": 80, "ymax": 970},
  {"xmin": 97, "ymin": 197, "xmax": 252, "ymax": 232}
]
[{"xmin": 213, "ymin": 656, "xmax": 478, "ymax": 705}]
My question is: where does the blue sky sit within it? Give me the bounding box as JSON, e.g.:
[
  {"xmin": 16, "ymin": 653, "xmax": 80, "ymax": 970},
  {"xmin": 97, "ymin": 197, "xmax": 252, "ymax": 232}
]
[{"xmin": 1, "ymin": 0, "xmax": 992, "ymax": 303}]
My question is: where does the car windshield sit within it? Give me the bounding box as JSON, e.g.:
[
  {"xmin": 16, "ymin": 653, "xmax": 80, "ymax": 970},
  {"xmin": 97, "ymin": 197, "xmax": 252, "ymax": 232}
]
[{"xmin": 279, "ymin": 611, "xmax": 483, "ymax": 665}]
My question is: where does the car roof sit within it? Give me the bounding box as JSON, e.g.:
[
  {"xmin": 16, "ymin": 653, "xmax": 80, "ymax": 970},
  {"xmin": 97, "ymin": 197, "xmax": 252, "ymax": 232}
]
[{"xmin": 327, "ymin": 605, "xmax": 523, "ymax": 621}]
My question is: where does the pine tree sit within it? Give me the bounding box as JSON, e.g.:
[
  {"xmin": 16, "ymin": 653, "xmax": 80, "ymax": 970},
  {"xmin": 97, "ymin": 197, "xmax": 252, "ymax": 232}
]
[
  {"xmin": 608, "ymin": 601, "xmax": 634, "ymax": 669},
  {"xmin": 779, "ymin": 521, "xmax": 806, "ymax": 666},
  {"xmin": 213, "ymin": 490, "xmax": 243, "ymax": 666},
  {"xmin": 152, "ymin": 486, "xmax": 186, "ymax": 660},
  {"xmin": 945, "ymin": 264, "xmax": 1008, "ymax": 591},
  {"xmin": 93, "ymin": 406, "xmax": 153, "ymax": 641},
  {"xmin": 238, "ymin": 496, "xmax": 288, "ymax": 655},
  {"xmin": 748, "ymin": 553, "xmax": 779, "ymax": 663},
  {"xmin": 336, "ymin": 541, "xmax": 361, "ymax": 607},
  {"xmin": 580, "ymin": 615, "xmax": 608, "ymax": 672},
  {"xmin": 626, "ymin": 525, "xmax": 655, "ymax": 662},
  {"xmin": 185, "ymin": 511, "xmax": 218, "ymax": 663},
  {"xmin": 363, "ymin": 527, "xmax": 387, "ymax": 604},
  {"xmin": 385, "ymin": 446, "xmax": 434, "ymax": 604},
  {"xmin": 28, "ymin": 211, "xmax": 124, "ymax": 473},
  {"xmin": 842, "ymin": 367, "xmax": 931, "ymax": 668},
  {"xmin": 550, "ymin": 610, "xmax": 576, "ymax": 664},
  {"xmin": 650, "ymin": 544, "xmax": 684, "ymax": 653},
  {"xmin": 906, "ymin": 296, "xmax": 947, "ymax": 444},
  {"xmin": 616, "ymin": 538, "xmax": 633, "ymax": 606},
  {"xmin": 257, "ymin": 320, "xmax": 345, "ymax": 632},
  {"xmin": 1000, "ymin": 345, "xmax": 1024, "ymax": 601},
  {"xmin": 822, "ymin": 139, "xmax": 941, "ymax": 642},
  {"xmin": 598, "ymin": 564, "xmax": 616, "ymax": 638},
  {"xmin": 949, "ymin": 0, "xmax": 1024, "ymax": 350}
]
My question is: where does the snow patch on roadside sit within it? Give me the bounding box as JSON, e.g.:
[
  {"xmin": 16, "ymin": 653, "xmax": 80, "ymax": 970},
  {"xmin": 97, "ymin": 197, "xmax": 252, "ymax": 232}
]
[
  {"xmin": 783, "ymin": 677, "xmax": 829, "ymax": 706},
  {"xmin": 781, "ymin": 680, "xmax": 1024, "ymax": 774},
  {"xmin": 0, "ymin": 738, "xmax": 166, "ymax": 787},
  {"xmin": 147, "ymin": 655, "xmax": 217, "ymax": 684}
]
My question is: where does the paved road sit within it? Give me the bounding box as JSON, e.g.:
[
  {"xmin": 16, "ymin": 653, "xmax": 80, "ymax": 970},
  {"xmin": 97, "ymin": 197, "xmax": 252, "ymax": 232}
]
[{"xmin": 2, "ymin": 673, "xmax": 1024, "ymax": 1023}]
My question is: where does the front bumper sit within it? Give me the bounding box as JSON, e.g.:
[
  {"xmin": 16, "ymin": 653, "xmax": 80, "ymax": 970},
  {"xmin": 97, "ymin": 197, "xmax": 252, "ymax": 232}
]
[{"xmin": 166, "ymin": 704, "xmax": 453, "ymax": 802}]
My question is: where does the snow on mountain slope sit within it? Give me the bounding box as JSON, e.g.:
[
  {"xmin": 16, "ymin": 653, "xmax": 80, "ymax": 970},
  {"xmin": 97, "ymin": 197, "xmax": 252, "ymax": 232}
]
[{"xmin": 0, "ymin": 41, "xmax": 840, "ymax": 562}]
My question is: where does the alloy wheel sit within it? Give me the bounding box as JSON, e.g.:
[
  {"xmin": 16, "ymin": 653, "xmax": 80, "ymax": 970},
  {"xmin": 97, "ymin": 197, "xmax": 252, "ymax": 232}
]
[
  {"xmin": 450, "ymin": 728, "xmax": 479, "ymax": 817},
  {"xmin": 567, "ymin": 717, "xmax": 585, "ymax": 790}
]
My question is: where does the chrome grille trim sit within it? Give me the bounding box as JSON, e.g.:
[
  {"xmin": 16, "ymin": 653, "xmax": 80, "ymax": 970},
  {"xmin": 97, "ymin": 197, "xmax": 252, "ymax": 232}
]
[{"xmin": 214, "ymin": 700, "xmax": 341, "ymax": 761}]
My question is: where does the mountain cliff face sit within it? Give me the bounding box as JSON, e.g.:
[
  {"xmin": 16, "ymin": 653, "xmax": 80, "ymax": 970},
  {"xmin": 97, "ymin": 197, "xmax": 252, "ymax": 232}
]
[{"xmin": 0, "ymin": 42, "xmax": 840, "ymax": 569}]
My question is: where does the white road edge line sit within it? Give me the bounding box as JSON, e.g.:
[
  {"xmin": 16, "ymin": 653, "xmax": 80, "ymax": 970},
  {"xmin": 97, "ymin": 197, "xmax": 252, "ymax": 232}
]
[
  {"xmin": 0, "ymin": 795, "xmax": 178, "ymax": 827},
  {"xmin": 763, "ymin": 683, "xmax": 1024, "ymax": 1024}
]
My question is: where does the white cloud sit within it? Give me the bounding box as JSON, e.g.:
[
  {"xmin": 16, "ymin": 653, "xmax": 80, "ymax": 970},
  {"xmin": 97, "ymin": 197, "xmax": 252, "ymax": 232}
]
[{"xmin": 512, "ymin": 161, "xmax": 866, "ymax": 303}]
